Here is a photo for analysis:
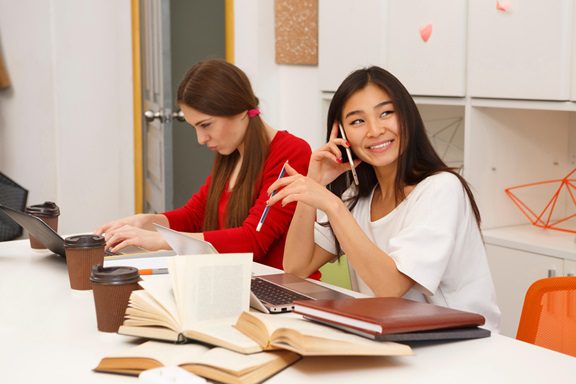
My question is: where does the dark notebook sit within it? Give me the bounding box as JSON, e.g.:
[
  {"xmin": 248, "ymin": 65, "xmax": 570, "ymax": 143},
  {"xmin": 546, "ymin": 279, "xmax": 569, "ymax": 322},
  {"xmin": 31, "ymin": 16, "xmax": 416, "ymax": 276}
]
[{"xmin": 293, "ymin": 297, "xmax": 489, "ymax": 341}]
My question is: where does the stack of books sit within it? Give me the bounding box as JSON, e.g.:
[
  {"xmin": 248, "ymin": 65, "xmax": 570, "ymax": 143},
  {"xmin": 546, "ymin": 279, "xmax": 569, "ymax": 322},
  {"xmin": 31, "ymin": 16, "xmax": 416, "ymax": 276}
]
[{"xmin": 293, "ymin": 296, "xmax": 490, "ymax": 342}]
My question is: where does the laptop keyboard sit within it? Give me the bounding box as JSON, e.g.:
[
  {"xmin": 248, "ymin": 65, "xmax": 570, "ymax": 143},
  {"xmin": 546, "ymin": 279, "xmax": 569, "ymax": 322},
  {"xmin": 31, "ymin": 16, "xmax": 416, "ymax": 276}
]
[{"xmin": 251, "ymin": 277, "xmax": 313, "ymax": 305}]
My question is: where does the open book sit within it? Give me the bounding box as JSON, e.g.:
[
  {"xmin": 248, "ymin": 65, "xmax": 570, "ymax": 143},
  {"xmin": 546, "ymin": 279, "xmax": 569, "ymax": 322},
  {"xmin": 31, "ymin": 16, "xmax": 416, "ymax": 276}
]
[
  {"xmin": 234, "ymin": 311, "xmax": 413, "ymax": 356},
  {"xmin": 119, "ymin": 253, "xmax": 263, "ymax": 354},
  {"xmin": 94, "ymin": 340, "xmax": 299, "ymax": 384}
]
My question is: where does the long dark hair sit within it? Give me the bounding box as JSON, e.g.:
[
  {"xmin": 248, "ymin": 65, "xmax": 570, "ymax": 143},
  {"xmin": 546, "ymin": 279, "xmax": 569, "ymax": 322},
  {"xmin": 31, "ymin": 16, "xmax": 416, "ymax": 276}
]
[
  {"xmin": 326, "ymin": 66, "xmax": 481, "ymax": 252},
  {"xmin": 177, "ymin": 59, "xmax": 269, "ymax": 230}
]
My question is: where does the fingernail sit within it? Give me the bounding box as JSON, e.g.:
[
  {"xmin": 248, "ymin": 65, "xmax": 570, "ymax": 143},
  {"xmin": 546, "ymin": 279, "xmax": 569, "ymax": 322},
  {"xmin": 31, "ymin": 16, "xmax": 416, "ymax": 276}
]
[
  {"xmin": 336, "ymin": 158, "xmax": 343, "ymax": 163},
  {"xmin": 345, "ymin": 141, "xmax": 350, "ymax": 147}
]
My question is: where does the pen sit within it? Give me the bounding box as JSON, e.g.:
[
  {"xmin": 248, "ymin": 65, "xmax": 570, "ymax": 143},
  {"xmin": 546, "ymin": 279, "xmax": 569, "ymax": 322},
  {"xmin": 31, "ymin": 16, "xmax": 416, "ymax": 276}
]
[
  {"xmin": 339, "ymin": 124, "xmax": 359, "ymax": 186},
  {"xmin": 139, "ymin": 268, "xmax": 169, "ymax": 275},
  {"xmin": 256, "ymin": 161, "xmax": 288, "ymax": 232}
]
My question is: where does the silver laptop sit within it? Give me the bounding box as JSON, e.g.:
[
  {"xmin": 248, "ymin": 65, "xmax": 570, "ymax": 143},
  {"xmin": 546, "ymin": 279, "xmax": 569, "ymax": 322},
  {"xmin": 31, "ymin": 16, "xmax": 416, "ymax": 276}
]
[
  {"xmin": 250, "ymin": 273, "xmax": 353, "ymax": 313},
  {"xmin": 0, "ymin": 203, "xmax": 173, "ymax": 258}
]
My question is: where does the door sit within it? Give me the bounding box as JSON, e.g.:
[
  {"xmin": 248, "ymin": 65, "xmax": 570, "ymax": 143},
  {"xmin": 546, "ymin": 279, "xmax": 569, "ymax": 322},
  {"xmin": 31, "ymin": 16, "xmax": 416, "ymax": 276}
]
[
  {"xmin": 138, "ymin": 0, "xmax": 225, "ymax": 213},
  {"xmin": 141, "ymin": 0, "xmax": 173, "ymax": 213}
]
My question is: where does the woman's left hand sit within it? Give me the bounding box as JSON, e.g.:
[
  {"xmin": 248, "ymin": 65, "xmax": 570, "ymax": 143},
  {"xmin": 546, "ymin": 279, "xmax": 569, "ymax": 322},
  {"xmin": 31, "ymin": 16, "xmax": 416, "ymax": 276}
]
[
  {"xmin": 266, "ymin": 163, "xmax": 341, "ymax": 213},
  {"xmin": 104, "ymin": 225, "xmax": 169, "ymax": 253}
]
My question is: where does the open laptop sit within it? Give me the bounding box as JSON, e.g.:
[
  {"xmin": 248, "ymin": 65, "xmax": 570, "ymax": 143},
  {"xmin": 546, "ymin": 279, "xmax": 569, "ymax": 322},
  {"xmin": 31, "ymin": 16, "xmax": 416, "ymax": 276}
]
[
  {"xmin": 0, "ymin": 203, "xmax": 173, "ymax": 258},
  {"xmin": 250, "ymin": 273, "xmax": 353, "ymax": 314},
  {"xmin": 152, "ymin": 223, "xmax": 352, "ymax": 313}
]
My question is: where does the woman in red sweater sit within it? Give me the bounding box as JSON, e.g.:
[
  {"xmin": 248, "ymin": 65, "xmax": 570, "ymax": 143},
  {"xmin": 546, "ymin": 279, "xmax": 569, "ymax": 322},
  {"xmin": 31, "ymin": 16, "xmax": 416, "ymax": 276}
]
[{"xmin": 96, "ymin": 59, "xmax": 312, "ymax": 273}]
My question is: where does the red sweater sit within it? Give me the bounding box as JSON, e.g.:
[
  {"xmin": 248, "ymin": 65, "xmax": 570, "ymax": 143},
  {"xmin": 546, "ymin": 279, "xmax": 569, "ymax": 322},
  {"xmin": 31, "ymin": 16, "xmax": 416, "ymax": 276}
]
[{"xmin": 163, "ymin": 131, "xmax": 320, "ymax": 279}]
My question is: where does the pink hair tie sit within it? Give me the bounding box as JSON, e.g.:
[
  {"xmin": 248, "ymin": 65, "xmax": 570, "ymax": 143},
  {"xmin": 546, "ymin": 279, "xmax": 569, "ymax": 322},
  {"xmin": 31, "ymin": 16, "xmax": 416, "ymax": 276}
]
[{"xmin": 247, "ymin": 108, "xmax": 260, "ymax": 118}]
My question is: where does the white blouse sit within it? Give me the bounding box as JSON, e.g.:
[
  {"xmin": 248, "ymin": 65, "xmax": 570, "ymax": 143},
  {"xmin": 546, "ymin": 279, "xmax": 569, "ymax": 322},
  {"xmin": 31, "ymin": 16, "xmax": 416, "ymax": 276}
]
[{"xmin": 315, "ymin": 172, "xmax": 501, "ymax": 332}]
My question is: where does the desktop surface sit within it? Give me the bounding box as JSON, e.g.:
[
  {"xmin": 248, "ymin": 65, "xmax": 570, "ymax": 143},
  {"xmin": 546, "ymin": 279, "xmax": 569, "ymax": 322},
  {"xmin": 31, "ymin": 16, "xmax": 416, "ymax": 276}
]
[{"xmin": 0, "ymin": 240, "xmax": 574, "ymax": 383}]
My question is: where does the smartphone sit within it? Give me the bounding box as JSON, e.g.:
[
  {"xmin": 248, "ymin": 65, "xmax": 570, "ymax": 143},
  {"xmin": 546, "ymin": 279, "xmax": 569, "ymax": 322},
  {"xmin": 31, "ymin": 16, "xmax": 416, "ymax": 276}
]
[{"xmin": 338, "ymin": 123, "xmax": 359, "ymax": 185}]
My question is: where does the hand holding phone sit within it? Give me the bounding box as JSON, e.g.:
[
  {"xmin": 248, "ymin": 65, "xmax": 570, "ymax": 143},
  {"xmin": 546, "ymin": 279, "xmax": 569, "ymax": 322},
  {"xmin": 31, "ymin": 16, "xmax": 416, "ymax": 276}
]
[{"xmin": 338, "ymin": 124, "xmax": 359, "ymax": 186}]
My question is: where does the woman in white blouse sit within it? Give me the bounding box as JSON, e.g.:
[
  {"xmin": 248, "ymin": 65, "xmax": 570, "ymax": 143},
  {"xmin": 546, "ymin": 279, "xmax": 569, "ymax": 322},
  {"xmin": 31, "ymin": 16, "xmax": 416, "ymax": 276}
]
[{"xmin": 267, "ymin": 66, "xmax": 501, "ymax": 331}]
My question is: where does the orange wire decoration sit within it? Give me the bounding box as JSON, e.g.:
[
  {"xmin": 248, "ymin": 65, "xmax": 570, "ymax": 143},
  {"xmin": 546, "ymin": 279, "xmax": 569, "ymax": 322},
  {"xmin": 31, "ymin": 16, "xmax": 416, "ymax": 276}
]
[{"xmin": 505, "ymin": 168, "xmax": 576, "ymax": 234}]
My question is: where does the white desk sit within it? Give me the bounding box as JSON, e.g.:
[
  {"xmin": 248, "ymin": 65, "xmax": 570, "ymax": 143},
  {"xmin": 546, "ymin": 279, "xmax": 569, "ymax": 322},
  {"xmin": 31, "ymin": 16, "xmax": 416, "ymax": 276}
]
[{"xmin": 0, "ymin": 239, "xmax": 574, "ymax": 383}]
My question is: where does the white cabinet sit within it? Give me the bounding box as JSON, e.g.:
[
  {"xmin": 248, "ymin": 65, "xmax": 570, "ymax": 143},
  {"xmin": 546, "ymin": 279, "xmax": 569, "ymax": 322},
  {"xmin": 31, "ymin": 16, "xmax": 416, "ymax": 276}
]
[
  {"xmin": 319, "ymin": 0, "xmax": 576, "ymax": 99},
  {"xmin": 484, "ymin": 225, "xmax": 576, "ymax": 337},
  {"xmin": 387, "ymin": 0, "xmax": 466, "ymax": 96},
  {"xmin": 318, "ymin": 0, "xmax": 387, "ymax": 92},
  {"xmin": 572, "ymin": 2, "xmax": 576, "ymax": 101},
  {"xmin": 566, "ymin": 259, "xmax": 576, "ymax": 276},
  {"xmin": 465, "ymin": 105, "xmax": 575, "ymax": 228},
  {"xmin": 416, "ymin": 101, "xmax": 465, "ymax": 168},
  {"xmin": 468, "ymin": 0, "xmax": 573, "ymax": 100},
  {"xmin": 485, "ymin": 244, "xmax": 563, "ymax": 337}
]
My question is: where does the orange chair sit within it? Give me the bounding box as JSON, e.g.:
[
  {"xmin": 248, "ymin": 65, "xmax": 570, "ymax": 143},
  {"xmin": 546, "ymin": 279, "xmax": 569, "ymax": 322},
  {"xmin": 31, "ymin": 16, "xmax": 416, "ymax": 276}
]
[{"xmin": 516, "ymin": 276, "xmax": 576, "ymax": 357}]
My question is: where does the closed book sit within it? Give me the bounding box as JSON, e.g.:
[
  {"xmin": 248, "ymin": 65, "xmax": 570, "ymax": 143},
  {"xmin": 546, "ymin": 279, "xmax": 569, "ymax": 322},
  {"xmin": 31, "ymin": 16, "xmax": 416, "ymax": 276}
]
[{"xmin": 293, "ymin": 297, "xmax": 486, "ymax": 338}]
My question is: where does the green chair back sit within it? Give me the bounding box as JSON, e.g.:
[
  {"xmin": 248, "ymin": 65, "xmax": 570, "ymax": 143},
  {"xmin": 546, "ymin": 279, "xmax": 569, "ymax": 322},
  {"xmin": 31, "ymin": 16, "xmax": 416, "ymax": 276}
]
[{"xmin": 320, "ymin": 255, "xmax": 352, "ymax": 290}]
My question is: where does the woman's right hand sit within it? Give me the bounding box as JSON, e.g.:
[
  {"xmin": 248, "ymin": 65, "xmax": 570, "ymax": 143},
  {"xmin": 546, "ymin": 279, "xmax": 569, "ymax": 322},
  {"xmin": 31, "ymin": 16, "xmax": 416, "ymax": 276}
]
[
  {"xmin": 103, "ymin": 225, "xmax": 169, "ymax": 253},
  {"xmin": 307, "ymin": 122, "xmax": 361, "ymax": 186}
]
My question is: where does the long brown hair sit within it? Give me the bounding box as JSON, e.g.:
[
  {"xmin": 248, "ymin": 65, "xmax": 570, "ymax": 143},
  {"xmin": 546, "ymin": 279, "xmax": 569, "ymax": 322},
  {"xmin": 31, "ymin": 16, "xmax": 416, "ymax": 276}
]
[
  {"xmin": 177, "ymin": 59, "xmax": 269, "ymax": 230},
  {"xmin": 326, "ymin": 66, "xmax": 481, "ymax": 253}
]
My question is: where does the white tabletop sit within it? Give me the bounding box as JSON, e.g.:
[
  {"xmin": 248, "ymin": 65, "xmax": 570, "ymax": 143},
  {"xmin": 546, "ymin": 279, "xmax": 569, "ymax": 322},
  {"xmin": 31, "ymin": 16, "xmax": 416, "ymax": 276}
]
[{"xmin": 0, "ymin": 239, "xmax": 574, "ymax": 383}]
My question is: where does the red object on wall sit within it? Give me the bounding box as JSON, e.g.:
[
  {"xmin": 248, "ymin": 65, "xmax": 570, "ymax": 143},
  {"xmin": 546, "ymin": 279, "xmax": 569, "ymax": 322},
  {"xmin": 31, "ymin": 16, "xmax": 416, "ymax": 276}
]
[{"xmin": 505, "ymin": 168, "xmax": 576, "ymax": 234}]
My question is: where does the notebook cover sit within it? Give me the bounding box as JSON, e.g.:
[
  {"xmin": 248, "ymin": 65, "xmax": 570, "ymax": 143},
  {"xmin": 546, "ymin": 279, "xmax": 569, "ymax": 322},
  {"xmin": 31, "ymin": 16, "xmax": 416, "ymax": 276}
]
[{"xmin": 293, "ymin": 297, "xmax": 485, "ymax": 335}]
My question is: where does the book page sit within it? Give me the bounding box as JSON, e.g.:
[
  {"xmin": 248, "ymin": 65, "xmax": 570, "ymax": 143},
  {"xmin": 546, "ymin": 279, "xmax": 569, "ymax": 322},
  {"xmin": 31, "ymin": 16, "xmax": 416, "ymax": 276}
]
[
  {"xmin": 192, "ymin": 348, "xmax": 294, "ymax": 374},
  {"xmin": 240, "ymin": 312, "xmax": 413, "ymax": 356},
  {"xmin": 105, "ymin": 341, "xmax": 210, "ymax": 366},
  {"xmin": 248, "ymin": 312, "xmax": 374, "ymax": 341},
  {"xmin": 170, "ymin": 253, "xmax": 252, "ymax": 329},
  {"xmin": 184, "ymin": 318, "xmax": 262, "ymax": 354},
  {"xmin": 124, "ymin": 290, "xmax": 180, "ymax": 331},
  {"xmin": 154, "ymin": 224, "xmax": 218, "ymax": 254},
  {"xmin": 137, "ymin": 275, "xmax": 180, "ymax": 327}
]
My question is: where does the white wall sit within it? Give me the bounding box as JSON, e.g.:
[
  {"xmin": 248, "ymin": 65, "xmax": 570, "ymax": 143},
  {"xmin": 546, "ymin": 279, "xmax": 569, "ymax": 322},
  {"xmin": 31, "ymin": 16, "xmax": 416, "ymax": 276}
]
[
  {"xmin": 0, "ymin": 0, "xmax": 323, "ymax": 237},
  {"xmin": 0, "ymin": 0, "xmax": 134, "ymax": 234},
  {"xmin": 234, "ymin": 0, "xmax": 325, "ymax": 151}
]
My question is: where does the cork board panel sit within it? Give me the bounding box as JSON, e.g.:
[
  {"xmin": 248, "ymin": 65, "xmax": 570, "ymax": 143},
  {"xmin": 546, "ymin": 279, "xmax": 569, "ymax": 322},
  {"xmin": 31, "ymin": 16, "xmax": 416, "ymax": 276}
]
[{"xmin": 275, "ymin": 0, "xmax": 318, "ymax": 65}]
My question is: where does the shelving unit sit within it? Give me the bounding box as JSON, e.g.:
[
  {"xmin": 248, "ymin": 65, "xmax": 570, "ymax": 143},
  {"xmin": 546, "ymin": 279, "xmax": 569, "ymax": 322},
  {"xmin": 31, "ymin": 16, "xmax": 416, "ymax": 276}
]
[{"xmin": 319, "ymin": 0, "xmax": 576, "ymax": 337}]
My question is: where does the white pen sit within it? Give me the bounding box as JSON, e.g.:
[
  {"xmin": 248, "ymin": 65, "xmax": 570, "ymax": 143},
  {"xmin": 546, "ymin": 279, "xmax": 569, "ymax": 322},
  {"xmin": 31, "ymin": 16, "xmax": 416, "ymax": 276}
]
[
  {"xmin": 256, "ymin": 161, "xmax": 288, "ymax": 232},
  {"xmin": 339, "ymin": 124, "xmax": 359, "ymax": 185}
]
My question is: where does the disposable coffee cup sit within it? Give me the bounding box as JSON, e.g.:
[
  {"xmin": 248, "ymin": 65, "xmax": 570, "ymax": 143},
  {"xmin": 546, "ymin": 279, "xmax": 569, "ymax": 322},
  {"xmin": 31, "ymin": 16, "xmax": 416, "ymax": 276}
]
[
  {"xmin": 90, "ymin": 265, "xmax": 141, "ymax": 332},
  {"xmin": 25, "ymin": 201, "xmax": 60, "ymax": 249},
  {"xmin": 64, "ymin": 234, "xmax": 105, "ymax": 290}
]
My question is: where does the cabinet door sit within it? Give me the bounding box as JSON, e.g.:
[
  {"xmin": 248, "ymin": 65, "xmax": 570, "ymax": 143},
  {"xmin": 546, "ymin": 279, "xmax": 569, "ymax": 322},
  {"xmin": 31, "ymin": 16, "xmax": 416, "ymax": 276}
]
[
  {"xmin": 572, "ymin": 2, "xmax": 576, "ymax": 101},
  {"xmin": 387, "ymin": 0, "xmax": 466, "ymax": 96},
  {"xmin": 318, "ymin": 0, "xmax": 387, "ymax": 92},
  {"xmin": 485, "ymin": 244, "xmax": 564, "ymax": 337},
  {"xmin": 565, "ymin": 259, "xmax": 576, "ymax": 276},
  {"xmin": 468, "ymin": 0, "xmax": 573, "ymax": 100}
]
